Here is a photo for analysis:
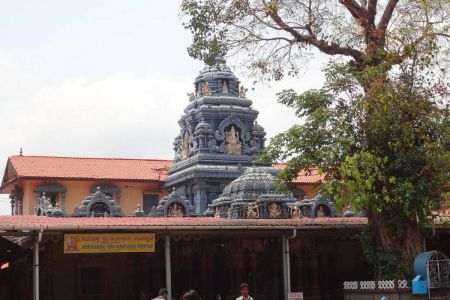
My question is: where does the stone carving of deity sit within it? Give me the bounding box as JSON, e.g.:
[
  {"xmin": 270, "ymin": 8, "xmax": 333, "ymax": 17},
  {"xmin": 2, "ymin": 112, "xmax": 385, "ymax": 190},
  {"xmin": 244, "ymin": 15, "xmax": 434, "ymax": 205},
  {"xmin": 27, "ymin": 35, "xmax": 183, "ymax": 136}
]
[
  {"xmin": 239, "ymin": 85, "xmax": 246, "ymax": 98},
  {"xmin": 269, "ymin": 202, "xmax": 281, "ymax": 218},
  {"xmin": 202, "ymin": 82, "xmax": 212, "ymax": 96},
  {"xmin": 187, "ymin": 92, "xmax": 196, "ymax": 101},
  {"xmin": 182, "ymin": 131, "xmax": 190, "ymax": 159},
  {"xmin": 215, "ymin": 207, "xmax": 220, "ymax": 218},
  {"xmin": 39, "ymin": 192, "xmax": 53, "ymax": 215},
  {"xmin": 247, "ymin": 202, "xmax": 259, "ymax": 218},
  {"xmin": 222, "ymin": 80, "xmax": 228, "ymax": 94},
  {"xmin": 316, "ymin": 205, "xmax": 327, "ymax": 217},
  {"xmin": 169, "ymin": 203, "xmax": 183, "ymax": 217},
  {"xmin": 224, "ymin": 125, "xmax": 242, "ymax": 154},
  {"xmin": 290, "ymin": 206, "xmax": 303, "ymax": 219},
  {"xmin": 227, "ymin": 207, "xmax": 232, "ymax": 219}
]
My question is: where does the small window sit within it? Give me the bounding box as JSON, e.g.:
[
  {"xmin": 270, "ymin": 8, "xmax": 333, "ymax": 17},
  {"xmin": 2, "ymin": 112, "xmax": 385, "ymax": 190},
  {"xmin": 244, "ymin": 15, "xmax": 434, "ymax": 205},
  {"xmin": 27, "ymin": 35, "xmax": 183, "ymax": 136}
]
[
  {"xmin": 80, "ymin": 268, "xmax": 103, "ymax": 295},
  {"xmin": 143, "ymin": 194, "xmax": 159, "ymax": 214}
]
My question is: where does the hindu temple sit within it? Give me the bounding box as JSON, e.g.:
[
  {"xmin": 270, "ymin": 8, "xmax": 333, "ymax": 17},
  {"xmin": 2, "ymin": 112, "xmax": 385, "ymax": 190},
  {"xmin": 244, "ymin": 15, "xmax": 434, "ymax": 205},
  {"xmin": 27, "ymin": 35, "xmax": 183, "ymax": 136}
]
[{"xmin": 164, "ymin": 56, "xmax": 273, "ymax": 215}]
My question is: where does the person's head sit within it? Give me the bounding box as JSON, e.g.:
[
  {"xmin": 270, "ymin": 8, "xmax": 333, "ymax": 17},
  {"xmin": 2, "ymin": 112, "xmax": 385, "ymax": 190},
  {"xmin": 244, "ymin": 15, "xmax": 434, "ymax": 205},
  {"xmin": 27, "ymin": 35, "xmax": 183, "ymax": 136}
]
[
  {"xmin": 159, "ymin": 288, "xmax": 168, "ymax": 299},
  {"xmin": 182, "ymin": 290, "xmax": 201, "ymax": 300},
  {"xmin": 240, "ymin": 283, "xmax": 249, "ymax": 297}
]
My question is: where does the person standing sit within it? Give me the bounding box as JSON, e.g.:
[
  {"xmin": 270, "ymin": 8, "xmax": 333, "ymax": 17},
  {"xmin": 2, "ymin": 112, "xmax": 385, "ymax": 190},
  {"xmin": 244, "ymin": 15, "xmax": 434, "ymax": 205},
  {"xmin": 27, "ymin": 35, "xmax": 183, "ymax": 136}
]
[
  {"xmin": 235, "ymin": 283, "xmax": 254, "ymax": 300},
  {"xmin": 152, "ymin": 288, "xmax": 168, "ymax": 300},
  {"xmin": 181, "ymin": 290, "xmax": 201, "ymax": 300}
]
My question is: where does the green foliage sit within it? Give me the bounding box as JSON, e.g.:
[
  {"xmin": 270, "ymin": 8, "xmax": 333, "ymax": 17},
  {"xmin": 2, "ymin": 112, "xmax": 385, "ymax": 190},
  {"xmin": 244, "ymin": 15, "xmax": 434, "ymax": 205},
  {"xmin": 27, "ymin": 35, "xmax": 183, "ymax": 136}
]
[
  {"xmin": 360, "ymin": 227, "xmax": 407, "ymax": 279},
  {"xmin": 182, "ymin": 0, "xmax": 450, "ymax": 278},
  {"xmin": 181, "ymin": 0, "xmax": 228, "ymax": 65},
  {"xmin": 261, "ymin": 63, "xmax": 449, "ymax": 277}
]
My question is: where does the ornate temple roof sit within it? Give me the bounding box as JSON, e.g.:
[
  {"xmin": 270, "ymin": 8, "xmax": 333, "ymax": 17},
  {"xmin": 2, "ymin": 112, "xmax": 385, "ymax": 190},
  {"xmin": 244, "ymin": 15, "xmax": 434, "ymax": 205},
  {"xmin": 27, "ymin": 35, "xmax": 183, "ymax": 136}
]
[
  {"xmin": 222, "ymin": 166, "xmax": 280, "ymax": 197},
  {"xmin": 194, "ymin": 55, "xmax": 240, "ymax": 97}
]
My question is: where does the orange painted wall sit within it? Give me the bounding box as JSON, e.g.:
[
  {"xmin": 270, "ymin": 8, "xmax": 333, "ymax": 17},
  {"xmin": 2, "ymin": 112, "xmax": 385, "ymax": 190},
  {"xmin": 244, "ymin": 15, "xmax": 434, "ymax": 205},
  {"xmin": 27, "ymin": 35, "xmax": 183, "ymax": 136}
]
[
  {"xmin": 18, "ymin": 179, "xmax": 165, "ymax": 215},
  {"xmin": 16, "ymin": 179, "xmax": 320, "ymax": 216},
  {"xmin": 291, "ymin": 183, "xmax": 319, "ymax": 199}
]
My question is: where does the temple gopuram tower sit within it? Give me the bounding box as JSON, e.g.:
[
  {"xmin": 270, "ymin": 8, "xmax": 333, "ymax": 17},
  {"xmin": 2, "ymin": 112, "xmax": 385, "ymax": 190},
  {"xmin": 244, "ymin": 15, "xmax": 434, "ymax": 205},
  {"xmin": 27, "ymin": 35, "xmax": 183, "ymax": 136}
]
[{"xmin": 164, "ymin": 56, "xmax": 271, "ymax": 215}]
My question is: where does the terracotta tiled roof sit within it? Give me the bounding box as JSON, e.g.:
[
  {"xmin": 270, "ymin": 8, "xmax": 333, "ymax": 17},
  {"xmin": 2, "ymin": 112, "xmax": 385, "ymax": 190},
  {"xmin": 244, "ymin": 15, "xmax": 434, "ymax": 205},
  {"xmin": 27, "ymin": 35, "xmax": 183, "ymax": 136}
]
[
  {"xmin": 273, "ymin": 163, "xmax": 324, "ymax": 184},
  {"xmin": 0, "ymin": 215, "xmax": 367, "ymax": 232},
  {"xmin": 1, "ymin": 156, "xmax": 323, "ymax": 193},
  {"xmin": 5, "ymin": 155, "xmax": 172, "ymax": 182}
]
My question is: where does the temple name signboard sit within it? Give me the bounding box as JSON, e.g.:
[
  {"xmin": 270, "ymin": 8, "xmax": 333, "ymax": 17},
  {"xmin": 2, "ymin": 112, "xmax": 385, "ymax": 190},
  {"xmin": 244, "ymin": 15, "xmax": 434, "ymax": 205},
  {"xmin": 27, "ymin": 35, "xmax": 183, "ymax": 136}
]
[{"xmin": 64, "ymin": 233, "xmax": 155, "ymax": 254}]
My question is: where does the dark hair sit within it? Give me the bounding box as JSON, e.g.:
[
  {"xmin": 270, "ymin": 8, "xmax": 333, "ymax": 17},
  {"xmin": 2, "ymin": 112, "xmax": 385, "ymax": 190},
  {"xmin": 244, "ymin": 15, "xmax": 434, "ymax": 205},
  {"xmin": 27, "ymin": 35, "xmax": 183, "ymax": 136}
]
[
  {"xmin": 240, "ymin": 283, "xmax": 249, "ymax": 290},
  {"xmin": 159, "ymin": 288, "xmax": 168, "ymax": 296},
  {"xmin": 182, "ymin": 290, "xmax": 201, "ymax": 300}
]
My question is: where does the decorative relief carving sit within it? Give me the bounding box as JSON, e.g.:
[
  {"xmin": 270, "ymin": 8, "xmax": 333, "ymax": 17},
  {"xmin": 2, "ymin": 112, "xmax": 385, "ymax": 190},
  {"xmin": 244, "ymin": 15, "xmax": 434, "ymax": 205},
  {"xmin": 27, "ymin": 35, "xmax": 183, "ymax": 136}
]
[
  {"xmin": 202, "ymin": 82, "xmax": 211, "ymax": 96},
  {"xmin": 37, "ymin": 192, "xmax": 53, "ymax": 216},
  {"xmin": 269, "ymin": 202, "xmax": 281, "ymax": 218},
  {"xmin": 239, "ymin": 85, "xmax": 246, "ymax": 98},
  {"xmin": 187, "ymin": 92, "xmax": 196, "ymax": 101},
  {"xmin": 224, "ymin": 125, "xmax": 242, "ymax": 154},
  {"xmin": 169, "ymin": 203, "xmax": 184, "ymax": 217},
  {"xmin": 222, "ymin": 80, "xmax": 228, "ymax": 94},
  {"xmin": 247, "ymin": 202, "xmax": 259, "ymax": 218},
  {"xmin": 215, "ymin": 207, "xmax": 221, "ymax": 218},
  {"xmin": 290, "ymin": 205, "xmax": 303, "ymax": 219},
  {"xmin": 208, "ymin": 130, "xmax": 224, "ymax": 153},
  {"xmin": 182, "ymin": 131, "xmax": 190, "ymax": 159}
]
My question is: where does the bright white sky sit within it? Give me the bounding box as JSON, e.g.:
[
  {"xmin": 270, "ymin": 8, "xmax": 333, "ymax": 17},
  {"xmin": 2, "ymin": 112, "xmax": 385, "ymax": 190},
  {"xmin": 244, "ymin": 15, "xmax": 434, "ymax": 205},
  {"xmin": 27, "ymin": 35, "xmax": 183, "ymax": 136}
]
[{"xmin": 0, "ymin": 1, "xmax": 325, "ymax": 215}]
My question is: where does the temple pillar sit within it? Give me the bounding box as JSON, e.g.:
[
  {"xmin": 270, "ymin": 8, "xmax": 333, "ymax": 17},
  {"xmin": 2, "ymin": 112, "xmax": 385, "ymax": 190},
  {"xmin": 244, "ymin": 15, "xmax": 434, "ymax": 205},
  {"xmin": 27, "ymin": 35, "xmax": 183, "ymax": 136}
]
[
  {"xmin": 193, "ymin": 183, "xmax": 208, "ymax": 214},
  {"xmin": 61, "ymin": 192, "xmax": 66, "ymax": 213},
  {"xmin": 309, "ymin": 252, "xmax": 320, "ymax": 298},
  {"xmin": 34, "ymin": 192, "xmax": 41, "ymax": 215}
]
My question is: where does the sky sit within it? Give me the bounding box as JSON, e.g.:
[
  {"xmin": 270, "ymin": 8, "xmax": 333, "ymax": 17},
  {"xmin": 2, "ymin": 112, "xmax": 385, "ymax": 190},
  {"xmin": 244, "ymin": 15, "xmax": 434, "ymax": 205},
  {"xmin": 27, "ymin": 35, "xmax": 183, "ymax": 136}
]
[{"xmin": 0, "ymin": 1, "xmax": 325, "ymax": 215}]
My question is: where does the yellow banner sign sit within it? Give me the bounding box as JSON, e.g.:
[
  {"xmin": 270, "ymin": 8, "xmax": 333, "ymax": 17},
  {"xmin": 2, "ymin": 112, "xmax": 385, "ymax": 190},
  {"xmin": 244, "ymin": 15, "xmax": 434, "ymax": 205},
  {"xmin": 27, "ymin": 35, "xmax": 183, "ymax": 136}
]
[{"xmin": 64, "ymin": 233, "xmax": 155, "ymax": 254}]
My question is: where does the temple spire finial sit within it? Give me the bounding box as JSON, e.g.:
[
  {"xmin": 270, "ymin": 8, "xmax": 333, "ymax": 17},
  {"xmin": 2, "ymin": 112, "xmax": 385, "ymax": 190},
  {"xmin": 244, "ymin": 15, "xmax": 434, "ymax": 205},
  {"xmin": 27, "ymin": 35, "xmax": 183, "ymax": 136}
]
[{"xmin": 214, "ymin": 54, "xmax": 226, "ymax": 65}]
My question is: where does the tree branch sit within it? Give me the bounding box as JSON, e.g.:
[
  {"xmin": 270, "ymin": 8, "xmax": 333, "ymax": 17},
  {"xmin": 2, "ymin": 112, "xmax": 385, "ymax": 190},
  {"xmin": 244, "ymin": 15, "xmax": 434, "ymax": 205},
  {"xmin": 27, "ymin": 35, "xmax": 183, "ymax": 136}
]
[
  {"xmin": 367, "ymin": 0, "xmax": 378, "ymax": 24},
  {"xmin": 267, "ymin": 8, "xmax": 363, "ymax": 62},
  {"xmin": 378, "ymin": 0, "xmax": 399, "ymax": 33},
  {"xmin": 339, "ymin": 0, "xmax": 367, "ymax": 20}
]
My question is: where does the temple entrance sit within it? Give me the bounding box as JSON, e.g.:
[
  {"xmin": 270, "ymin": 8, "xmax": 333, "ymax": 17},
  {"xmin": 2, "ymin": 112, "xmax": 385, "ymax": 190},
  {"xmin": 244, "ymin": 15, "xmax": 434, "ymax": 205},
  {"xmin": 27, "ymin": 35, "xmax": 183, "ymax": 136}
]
[
  {"xmin": 3, "ymin": 230, "xmax": 368, "ymax": 300},
  {"xmin": 169, "ymin": 235, "xmax": 284, "ymax": 300}
]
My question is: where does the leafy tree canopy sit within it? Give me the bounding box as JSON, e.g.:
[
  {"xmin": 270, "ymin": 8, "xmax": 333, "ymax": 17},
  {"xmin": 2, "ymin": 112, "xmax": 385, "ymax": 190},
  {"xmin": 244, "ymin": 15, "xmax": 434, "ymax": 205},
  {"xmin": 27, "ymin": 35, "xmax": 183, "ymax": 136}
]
[{"xmin": 182, "ymin": 0, "xmax": 450, "ymax": 278}]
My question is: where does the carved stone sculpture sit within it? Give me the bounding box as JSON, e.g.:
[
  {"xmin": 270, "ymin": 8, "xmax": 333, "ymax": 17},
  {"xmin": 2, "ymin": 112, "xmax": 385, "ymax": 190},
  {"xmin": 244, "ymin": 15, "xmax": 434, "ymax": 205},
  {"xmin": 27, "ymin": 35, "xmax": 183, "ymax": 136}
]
[
  {"xmin": 269, "ymin": 202, "xmax": 281, "ymax": 218},
  {"xmin": 202, "ymin": 82, "xmax": 212, "ymax": 96},
  {"xmin": 239, "ymin": 85, "xmax": 246, "ymax": 98},
  {"xmin": 316, "ymin": 205, "xmax": 326, "ymax": 217},
  {"xmin": 290, "ymin": 206, "xmax": 303, "ymax": 219},
  {"xmin": 227, "ymin": 207, "xmax": 232, "ymax": 218},
  {"xmin": 215, "ymin": 207, "xmax": 221, "ymax": 218},
  {"xmin": 187, "ymin": 92, "xmax": 196, "ymax": 101},
  {"xmin": 247, "ymin": 202, "xmax": 259, "ymax": 218},
  {"xmin": 222, "ymin": 80, "xmax": 228, "ymax": 94},
  {"xmin": 169, "ymin": 203, "xmax": 183, "ymax": 217},
  {"xmin": 224, "ymin": 125, "xmax": 242, "ymax": 154},
  {"xmin": 182, "ymin": 131, "xmax": 190, "ymax": 159}
]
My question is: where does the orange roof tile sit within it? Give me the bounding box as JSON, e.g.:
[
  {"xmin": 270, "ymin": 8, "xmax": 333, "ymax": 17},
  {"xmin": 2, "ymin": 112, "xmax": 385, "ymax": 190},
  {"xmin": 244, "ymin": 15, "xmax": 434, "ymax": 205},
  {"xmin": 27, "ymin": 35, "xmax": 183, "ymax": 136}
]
[
  {"xmin": 5, "ymin": 155, "xmax": 172, "ymax": 182},
  {"xmin": 1, "ymin": 156, "xmax": 323, "ymax": 192},
  {"xmin": 273, "ymin": 163, "xmax": 324, "ymax": 184}
]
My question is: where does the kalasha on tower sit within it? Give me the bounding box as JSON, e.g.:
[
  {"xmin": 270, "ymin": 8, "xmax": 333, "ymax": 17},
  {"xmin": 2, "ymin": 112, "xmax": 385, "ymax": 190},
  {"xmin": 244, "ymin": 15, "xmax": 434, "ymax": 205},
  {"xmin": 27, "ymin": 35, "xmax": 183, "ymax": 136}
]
[{"xmin": 164, "ymin": 56, "xmax": 274, "ymax": 215}]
